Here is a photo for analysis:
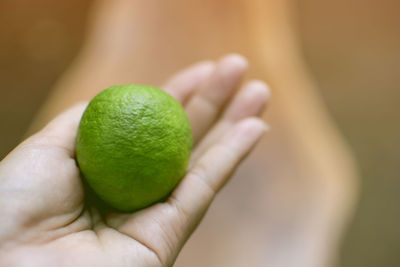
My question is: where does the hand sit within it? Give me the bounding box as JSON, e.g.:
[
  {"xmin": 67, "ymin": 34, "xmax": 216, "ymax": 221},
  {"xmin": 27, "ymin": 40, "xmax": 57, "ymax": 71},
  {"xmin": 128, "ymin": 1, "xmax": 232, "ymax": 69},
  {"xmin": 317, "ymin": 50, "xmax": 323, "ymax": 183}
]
[{"xmin": 0, "ymin": 55, "xmax": 269, "ymax": 267}]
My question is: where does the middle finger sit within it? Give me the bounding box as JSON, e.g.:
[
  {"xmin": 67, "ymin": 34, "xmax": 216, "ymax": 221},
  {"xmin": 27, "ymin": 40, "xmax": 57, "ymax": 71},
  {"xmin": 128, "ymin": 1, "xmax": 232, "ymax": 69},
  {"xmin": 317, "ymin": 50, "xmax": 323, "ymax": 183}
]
[{"xmin": 185, "ymin": 54, "xmax": 248, "ymax": 145}]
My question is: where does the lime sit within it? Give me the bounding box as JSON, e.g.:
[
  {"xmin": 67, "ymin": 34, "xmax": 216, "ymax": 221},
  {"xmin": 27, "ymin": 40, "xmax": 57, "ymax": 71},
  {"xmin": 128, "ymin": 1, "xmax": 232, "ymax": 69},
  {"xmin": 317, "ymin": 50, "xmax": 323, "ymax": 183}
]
[{"xmin": 75, "ymin": 84, "xmax": 193, "ymax": 212}]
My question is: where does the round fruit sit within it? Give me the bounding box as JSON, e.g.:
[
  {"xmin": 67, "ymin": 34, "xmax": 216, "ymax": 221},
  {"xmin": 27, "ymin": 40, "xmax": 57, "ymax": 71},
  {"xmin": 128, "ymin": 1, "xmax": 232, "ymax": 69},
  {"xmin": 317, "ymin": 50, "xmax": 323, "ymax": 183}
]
[{"xmin": 75, "ymin": 84, "xmax": 193, "ymax": 212}]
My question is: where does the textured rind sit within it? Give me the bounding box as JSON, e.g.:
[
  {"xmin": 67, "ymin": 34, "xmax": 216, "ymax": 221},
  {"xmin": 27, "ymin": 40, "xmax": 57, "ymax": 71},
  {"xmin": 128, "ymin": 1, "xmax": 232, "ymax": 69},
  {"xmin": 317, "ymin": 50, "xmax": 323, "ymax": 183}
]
[{"xmin": 75, "ymin": 84, "xmax": 193, "ymax": 211}]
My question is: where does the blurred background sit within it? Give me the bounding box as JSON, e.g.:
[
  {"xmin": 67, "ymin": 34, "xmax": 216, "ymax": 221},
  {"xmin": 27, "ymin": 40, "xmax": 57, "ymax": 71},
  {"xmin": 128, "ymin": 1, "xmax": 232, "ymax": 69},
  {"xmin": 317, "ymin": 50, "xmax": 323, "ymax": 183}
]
[{"xmin": 0, "ymin": 0, "xmax": 399, "ymax": 266}]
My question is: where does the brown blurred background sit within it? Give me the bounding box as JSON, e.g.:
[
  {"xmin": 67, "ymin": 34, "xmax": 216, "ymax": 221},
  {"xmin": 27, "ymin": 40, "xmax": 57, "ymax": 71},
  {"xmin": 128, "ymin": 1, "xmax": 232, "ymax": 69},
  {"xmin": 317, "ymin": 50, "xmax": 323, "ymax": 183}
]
[{"xmin": 0, "ymin": 0, "xmax": 399, "ymax": 266}]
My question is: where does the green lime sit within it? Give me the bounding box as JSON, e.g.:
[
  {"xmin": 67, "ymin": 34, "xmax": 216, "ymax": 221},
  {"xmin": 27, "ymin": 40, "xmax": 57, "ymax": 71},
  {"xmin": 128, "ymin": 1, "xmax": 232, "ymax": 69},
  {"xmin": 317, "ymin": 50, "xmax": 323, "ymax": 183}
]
[{"xmin": 75, "ymin": 84, "xmax": 193, "ymax": 212}]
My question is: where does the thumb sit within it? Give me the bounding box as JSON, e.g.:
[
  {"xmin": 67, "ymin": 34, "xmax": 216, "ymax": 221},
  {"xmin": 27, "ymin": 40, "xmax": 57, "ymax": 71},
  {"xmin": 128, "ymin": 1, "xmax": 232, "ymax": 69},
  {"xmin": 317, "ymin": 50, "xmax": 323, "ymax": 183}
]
[
  {"xmin": 0, "ymin": 103, "xmax": 88, "ymax": 240},
  {"xmin": 23, "ymin": 102, "xmax": 88, "ymax": 157}
]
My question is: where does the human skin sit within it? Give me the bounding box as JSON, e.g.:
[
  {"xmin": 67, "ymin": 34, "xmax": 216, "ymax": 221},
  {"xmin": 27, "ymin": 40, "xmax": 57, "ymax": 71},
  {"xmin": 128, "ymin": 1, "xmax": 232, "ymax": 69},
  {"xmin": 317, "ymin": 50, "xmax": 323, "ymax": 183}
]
[
  {"xmin": 27, "ymin": 0, "xmax": 358, "ymax": 266},
  {"xmin": 0, "ymin": 60, "xmax": 269, "ymax": 266}
]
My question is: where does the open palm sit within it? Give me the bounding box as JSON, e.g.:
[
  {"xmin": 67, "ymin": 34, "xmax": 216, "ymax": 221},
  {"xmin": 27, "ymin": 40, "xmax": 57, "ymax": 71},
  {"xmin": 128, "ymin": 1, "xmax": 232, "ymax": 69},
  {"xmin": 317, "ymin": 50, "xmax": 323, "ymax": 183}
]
[{"xmin": 0, "ymin": 55, "xmax": 269, "ymax": 267}]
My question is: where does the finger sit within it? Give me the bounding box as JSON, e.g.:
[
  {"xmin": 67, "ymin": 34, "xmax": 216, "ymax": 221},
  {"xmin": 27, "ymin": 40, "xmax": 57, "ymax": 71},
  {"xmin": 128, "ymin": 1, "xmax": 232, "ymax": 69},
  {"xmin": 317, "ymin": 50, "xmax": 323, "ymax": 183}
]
[
  {"xmin": 162, "ymin": 61, "xmax": 215, "ymax": 105},
  {"xmin": 168, "ymin": 118, "xmax": 267, "ymax": 242},
  {"xmin": 191, "ymin": 80, "xmax": 270, "ymax": 162},
  {"xmin": 23, "ymin": 102, "xmax": 88, "ymax": 158},
  {"xmin": 223, "ymin": 80, "xmax": 270, "ymax": 121},
  {"xmin": 185, "ymin": 54, "xmax": 248, "ymax": 144},
  {"xmin": 107, "ymin": 118, "xmax": 267, "ymax": 265},
  {"xmin": 0, "ymin": 103, "xmax": 88, "ymax": 229}
]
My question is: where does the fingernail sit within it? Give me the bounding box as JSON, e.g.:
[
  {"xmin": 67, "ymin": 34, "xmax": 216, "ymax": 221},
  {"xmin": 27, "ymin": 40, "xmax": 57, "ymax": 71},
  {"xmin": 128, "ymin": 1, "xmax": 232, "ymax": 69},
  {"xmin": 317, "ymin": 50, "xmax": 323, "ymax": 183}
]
[
  {"xmin": 263, "ymin": 122, "xmax": 270, "ymax": 132},
  {"xmin": 220, "ymin": 54, "xmax": 249, "ymax": 71}
]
